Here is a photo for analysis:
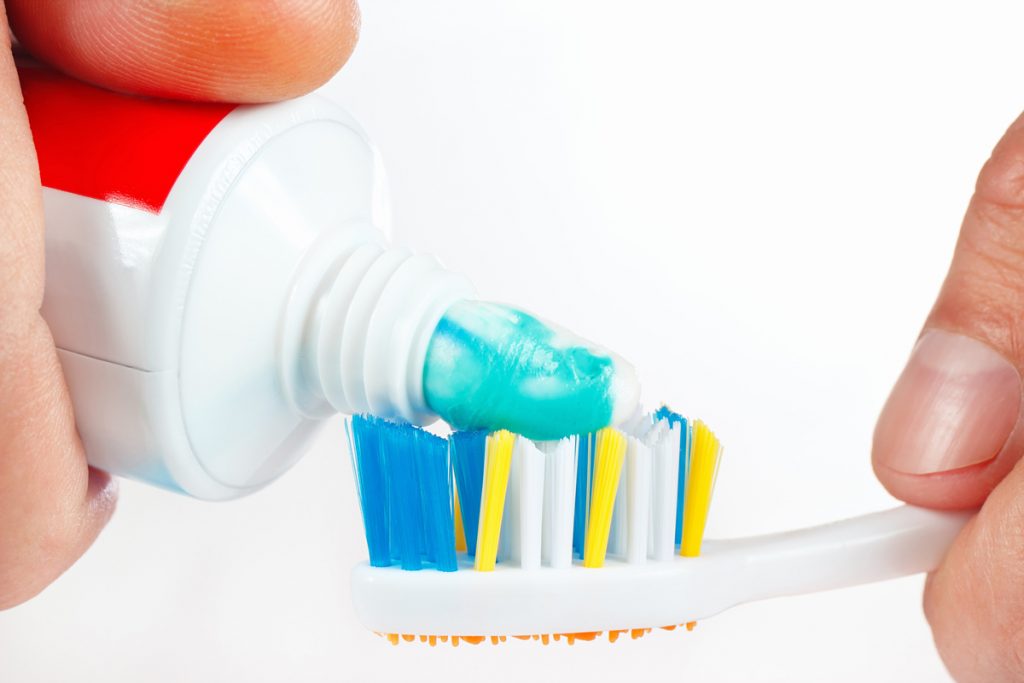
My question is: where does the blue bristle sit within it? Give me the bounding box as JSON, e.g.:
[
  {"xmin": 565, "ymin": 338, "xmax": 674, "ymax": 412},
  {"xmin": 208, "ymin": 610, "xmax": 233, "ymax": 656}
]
[
  {"xmin": 416, "ymin": 430, "xmax": 458, "ymax": 572},
  {"xmin": 348, "ymin": 415, "xmax": 461, "ymax": 572},
  {"xmin": 654, "ymin": 405, "xmax": 679, "ymax": 424},
  {"xmin": 348, "ymin": 415, "xmax": 392, "ymax": 567},
  {"xmin": 450, "ymin": 430, "xmax": 486, "ymax": 556},
  {"xmin": 381, "ymin": 422, "xmax": 425, "ymax": 570},
  {"xmin": 572, "ymin": 433, "xmax": 594, "ymax": 559},
  {"xmin": 656, "ymin": 406, "xmax": 690, "ymax": 545}
]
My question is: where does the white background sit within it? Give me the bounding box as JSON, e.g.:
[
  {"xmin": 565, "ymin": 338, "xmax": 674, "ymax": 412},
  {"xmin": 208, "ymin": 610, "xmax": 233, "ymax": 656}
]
[{"xmin": 4, "ymin": 1, "xmax": 1024, "ymax": 681}]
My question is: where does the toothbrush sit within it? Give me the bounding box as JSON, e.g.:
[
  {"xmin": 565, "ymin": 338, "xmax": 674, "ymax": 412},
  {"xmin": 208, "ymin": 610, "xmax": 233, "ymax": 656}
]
[{"xmin": 344, "ymin": 413, "xmax": 971, "ymax": 645}]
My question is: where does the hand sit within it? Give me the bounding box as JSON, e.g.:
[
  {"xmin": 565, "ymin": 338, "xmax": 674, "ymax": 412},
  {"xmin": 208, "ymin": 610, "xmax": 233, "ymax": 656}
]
[
  {"xmin": 0, "ymin": 0, "xmax": 358, "ymax": 610},
  {"xmin": 873, "ymin": 113, "xmax": 1024, "ymax": 681}
]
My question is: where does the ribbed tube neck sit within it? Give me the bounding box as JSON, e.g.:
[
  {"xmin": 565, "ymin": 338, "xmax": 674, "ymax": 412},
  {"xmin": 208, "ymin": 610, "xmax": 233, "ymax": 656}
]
[{"xmin": 280, "ymin": 231, "xmax": 473, "ymax": 424}]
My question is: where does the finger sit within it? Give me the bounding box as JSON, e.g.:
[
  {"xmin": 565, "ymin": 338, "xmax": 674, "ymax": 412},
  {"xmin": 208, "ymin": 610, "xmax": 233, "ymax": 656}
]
[
  {"xmin": 0, "ymin": 7, "xmax": 116, "ymax": 610},
  {"xmin": 923, "ymin": 458, "xmax": 1024, "ymax": 682},
  {"xmin": 873, "ymin": 113, "xmax": 1024, "ymax": 509},
  {"xmin": 6, "ymin": 0, "xmax": 359, "ymax": 103}
]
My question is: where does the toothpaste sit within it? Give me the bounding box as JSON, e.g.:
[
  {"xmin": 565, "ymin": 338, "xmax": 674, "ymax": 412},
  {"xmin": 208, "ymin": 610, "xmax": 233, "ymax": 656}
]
[{"xmin": 424, "ymin": 302, "xmax": 639, "ymax": 440}]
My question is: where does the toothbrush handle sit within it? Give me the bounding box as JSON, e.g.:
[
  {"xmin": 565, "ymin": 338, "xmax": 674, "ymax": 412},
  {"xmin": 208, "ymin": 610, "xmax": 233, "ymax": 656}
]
[{"xmin": 728, "ymin": 505, "xmax": 973, "ymax": 603}]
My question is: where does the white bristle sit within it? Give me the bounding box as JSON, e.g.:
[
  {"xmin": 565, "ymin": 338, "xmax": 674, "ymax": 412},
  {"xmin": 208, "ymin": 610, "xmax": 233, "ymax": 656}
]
[
  {"xmin": 643, "ymin": 420, "xmax": 668, "ymax": 557},
  {"xmin": 683, "ymin": 420, "xmax": 694, "ymax": 484},
  {"xmin": 607, "ymin": 460, "xmax": 627, "ymax": 558},
  {"xmin": 497, "ymin": 437, "xmax": 520, "ymax": 565},
  {"xmin": 539, "ymin": 437, "xmax": 577, "ymax": 569},
  {"xmin": 650, "ymin": 421, "xmax": 681, "ymax": 561},
  {"xmin": 517, "ymin": 438, "xmax": 545, "ymax": 570},
  {"xmin": 625, "ymin": 435, "xmax": 652, "ymax": 564}
]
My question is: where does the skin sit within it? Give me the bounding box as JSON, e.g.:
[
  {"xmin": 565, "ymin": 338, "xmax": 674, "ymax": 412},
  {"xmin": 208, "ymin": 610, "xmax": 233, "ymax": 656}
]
[
  {"xmin": 0, "ymin": 6, "xmax": 1021, "ymax": 681},
  {"xmin": 0, "ymin": 0, "xmax": 359, "ymax": 610},
  {"xmin": 872, "ymin": 113, "xmax": 1024, "ymax": 682}
]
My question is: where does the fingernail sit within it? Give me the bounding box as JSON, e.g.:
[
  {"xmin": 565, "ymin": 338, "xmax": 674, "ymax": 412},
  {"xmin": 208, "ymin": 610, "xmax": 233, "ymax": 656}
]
[{"xmin": 875, "ymin": 330, "xmax": 1021, "ymax": 474}]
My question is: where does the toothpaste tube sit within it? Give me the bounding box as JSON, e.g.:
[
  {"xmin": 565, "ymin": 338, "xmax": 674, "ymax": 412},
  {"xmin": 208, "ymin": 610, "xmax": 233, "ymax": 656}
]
[{"xmin": 21, "ymin": 63, "xmax": 639, "ymax": 499}]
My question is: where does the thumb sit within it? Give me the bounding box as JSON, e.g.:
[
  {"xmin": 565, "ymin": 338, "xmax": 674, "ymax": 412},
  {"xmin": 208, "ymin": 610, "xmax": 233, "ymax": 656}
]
[{"xmin": 873, "ymin": 113, "xmax": 1024, "ymax": 509}]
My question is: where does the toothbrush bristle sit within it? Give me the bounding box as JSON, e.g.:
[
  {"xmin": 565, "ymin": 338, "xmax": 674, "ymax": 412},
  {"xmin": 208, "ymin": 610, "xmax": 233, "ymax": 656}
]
[
  {"xmin": 416, "ymin": 427, "xmax": 458, "ymax": 571},
  {"xmin": 572, "ymin": 433, "xmax": 593, "ymax": 559},
  {"xmin": 452, "ymin": 485, "xmax": 468, "ymax": 553},
  {"xmin": 450, "ymin": 430, "xmax": 486, "ymax": 556},
  {"xmin": 681, "ymin": 421, "xmax": 722, "ymax": 557},
  {"xmin": 474, "ymin": 430, "xmax": 515, "ymax": 571},
  {"xmin": 582, "ymin": 428, "xmax": 627, "ymax": 568},
  {"xmin": 653, "ymin": 405, "xmax": 690, "ymax": 546},
  {"xmin": 347, "ymin": 416, "xmax": 389, "ymax": 567}
]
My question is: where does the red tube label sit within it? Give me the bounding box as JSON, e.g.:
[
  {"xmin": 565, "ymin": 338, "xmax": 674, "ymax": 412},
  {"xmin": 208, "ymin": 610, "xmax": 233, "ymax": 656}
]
[{"xmin": 18, "ymin": 65, "xmax": 236, "ymax": 213}]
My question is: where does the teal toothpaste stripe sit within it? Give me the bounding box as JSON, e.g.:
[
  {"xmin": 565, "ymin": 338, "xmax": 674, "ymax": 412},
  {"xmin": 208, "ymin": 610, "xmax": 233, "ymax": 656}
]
[{"xmin": 422, "ymin": 302, "xmax": 620, "ymax": 440}]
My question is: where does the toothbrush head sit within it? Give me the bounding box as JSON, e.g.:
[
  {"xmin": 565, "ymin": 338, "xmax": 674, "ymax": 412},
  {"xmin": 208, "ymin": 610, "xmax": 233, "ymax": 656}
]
[{"xmin": 344, "ymin": 410, "xmax": 724, "ymax": 645}]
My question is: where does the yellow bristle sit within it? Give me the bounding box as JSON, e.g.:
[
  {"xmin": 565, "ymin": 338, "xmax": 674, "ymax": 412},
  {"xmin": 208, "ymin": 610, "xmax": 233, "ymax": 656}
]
[
  {"xmin": 681, "ymin": 420, "xmax": 722, "ymax": 557},
  {"xmin": 453, "ymin": 483, "xmax": 467, "ymax": 553},
  {"xmin": 474, "ymin": 430, "xmax": 516, "ymax": 571},
  {"xmin": 583, "ymin": 428, "xmax": 627, "ymax": 568}
]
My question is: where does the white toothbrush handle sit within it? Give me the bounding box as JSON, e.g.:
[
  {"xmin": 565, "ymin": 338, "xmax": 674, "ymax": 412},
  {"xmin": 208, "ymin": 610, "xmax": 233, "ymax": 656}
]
[{"xmin": 726, "ymin": 505, "xmax": 973, "ymax": 604}]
